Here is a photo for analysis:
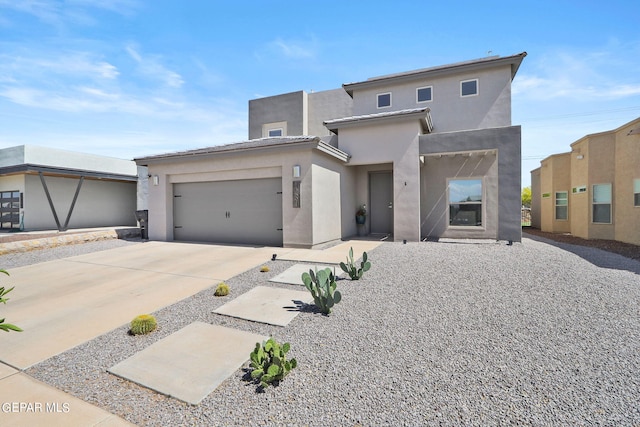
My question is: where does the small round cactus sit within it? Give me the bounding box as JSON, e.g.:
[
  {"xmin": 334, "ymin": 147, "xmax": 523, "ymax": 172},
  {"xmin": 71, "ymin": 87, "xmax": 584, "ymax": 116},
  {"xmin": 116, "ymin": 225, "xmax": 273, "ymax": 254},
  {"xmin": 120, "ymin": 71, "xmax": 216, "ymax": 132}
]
[
  {"xmin": 214, "ymin": 282, "xmax": 230, "ymax": 296},
  {"xmin": 260, "ymin": 265, "xmax": 270, "ymax": 273},
  {"xmin": 130, "ymin": 314, "xmax": 157, "ymax": 335}
]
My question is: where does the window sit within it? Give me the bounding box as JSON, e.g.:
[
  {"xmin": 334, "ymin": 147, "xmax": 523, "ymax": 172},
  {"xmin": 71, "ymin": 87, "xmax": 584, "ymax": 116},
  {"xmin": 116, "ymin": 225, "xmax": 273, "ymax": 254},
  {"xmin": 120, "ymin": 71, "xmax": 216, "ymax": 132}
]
[
  {"xmin": 592, "ymin": 184, "xmax": 612, "ymax": 223},
  {"xmin": 377, "ymin": 92, "xmax": 391, "ymax": 108},
  {"xmin": 448, "ymin": 179, "xmax": 483, "ymax": 226},
  {"xmin": 262, "ymin": 121, "xmax": 287, "ymax": 138},
  {"xmin": 416, "ymin": 86, "xmax": 432, "ymax": 103},
  {"xmin": 461, "ymin": 79, "xmax": 478, "ymax": 97},
  {"xmin": 634, "ymin": 179, "xmax": 640, "ymax": 207},
  {"xmin": 555, "ymin": 191, "xmax": 568, "ymax": 220}
]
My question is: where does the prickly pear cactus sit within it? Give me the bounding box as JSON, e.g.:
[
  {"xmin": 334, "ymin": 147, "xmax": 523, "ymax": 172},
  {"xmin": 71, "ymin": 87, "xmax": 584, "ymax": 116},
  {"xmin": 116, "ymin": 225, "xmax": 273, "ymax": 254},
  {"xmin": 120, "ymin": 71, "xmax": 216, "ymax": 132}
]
[
  {"xmin": 301, "ymin": 267, "xmax": 342, "ymax": 314},
  {"xmin": 130, "ymin": 314, "xmax": 157, "ymax": 335},
  {"xmin": 339, "ymin": 247, "xmax": 371, "ymax": 280},
  {"xmin": 249, "ymin": 338, "xmax": 297, "ymax": 389}
]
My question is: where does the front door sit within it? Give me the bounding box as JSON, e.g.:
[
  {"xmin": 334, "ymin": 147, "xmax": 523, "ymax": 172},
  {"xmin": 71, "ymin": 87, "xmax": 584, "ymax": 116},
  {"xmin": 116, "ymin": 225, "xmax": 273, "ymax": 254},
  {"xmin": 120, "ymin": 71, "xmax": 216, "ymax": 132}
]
[{"xmin": 369, "ymin": 172, "xmax": 393, "ymax": 235}]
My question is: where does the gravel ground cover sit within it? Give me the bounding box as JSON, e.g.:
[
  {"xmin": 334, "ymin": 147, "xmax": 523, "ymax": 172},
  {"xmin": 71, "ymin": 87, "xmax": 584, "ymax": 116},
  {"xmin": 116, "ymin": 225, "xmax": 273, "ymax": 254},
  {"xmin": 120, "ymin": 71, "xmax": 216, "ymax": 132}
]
[{"xmin": 12, "ymin": 237, "xmax": 638, "ymax": 426}]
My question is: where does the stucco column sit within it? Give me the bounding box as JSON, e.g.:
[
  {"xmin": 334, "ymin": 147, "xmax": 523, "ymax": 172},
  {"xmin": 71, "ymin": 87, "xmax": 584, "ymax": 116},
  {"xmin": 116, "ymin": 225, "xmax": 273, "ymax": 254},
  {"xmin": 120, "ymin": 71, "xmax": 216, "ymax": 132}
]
[{"xmin": 393, "ymin": 136, "xmax": 421, "ymax": 242}]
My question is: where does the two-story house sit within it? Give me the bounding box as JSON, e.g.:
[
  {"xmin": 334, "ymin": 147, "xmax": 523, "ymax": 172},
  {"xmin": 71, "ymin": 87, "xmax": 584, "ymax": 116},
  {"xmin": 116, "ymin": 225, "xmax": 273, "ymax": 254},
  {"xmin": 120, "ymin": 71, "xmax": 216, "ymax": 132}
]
[{"xmin": 135, "ymin": 52, "xmax": 526, "ymax": 247}]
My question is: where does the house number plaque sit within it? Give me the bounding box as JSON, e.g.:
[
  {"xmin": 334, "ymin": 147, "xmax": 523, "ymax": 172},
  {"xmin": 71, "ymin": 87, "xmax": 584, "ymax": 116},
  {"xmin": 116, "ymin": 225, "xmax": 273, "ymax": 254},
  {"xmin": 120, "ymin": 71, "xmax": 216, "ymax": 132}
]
[{"xmin": 293, "ymin": 180, "xmax": 301, "ymax": 208}]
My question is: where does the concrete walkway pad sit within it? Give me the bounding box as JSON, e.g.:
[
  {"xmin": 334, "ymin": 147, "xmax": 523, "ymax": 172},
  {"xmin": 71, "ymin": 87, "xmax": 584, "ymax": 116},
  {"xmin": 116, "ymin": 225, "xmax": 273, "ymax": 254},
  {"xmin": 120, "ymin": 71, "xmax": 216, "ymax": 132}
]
[
  {"xmin": 269, "ymin": 263, "xmax": 339, "ymax": 286},
  {"xmin": 108, "ymin": 322, "xmax": 266, "ymax": 405},
  {"xmin": 0, "ymin": 373, "xmax": 134, "ymax": 426},
  {"xmin": 278, "ymin": 240, "xmax": 381, "ymax": 263},
  {"xmin": 213, "ymin": 286, "xmax": 312, "ymax": 326}
]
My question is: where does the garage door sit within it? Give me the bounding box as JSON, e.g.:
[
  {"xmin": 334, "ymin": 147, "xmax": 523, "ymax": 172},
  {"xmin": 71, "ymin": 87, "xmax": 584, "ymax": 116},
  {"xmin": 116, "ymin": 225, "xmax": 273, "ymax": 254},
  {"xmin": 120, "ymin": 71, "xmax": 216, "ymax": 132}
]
[{"xmin": 173, "ymin": 178, "xmax": 283, "ymax": 246}]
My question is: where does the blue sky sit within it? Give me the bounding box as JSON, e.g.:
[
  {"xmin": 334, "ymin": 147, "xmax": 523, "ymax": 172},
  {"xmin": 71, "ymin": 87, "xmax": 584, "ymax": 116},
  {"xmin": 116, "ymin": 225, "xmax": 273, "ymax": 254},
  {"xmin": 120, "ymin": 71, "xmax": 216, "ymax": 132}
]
[{"xmin": 1, "ymin": 1, "xmax": 639, "ymax": 187}]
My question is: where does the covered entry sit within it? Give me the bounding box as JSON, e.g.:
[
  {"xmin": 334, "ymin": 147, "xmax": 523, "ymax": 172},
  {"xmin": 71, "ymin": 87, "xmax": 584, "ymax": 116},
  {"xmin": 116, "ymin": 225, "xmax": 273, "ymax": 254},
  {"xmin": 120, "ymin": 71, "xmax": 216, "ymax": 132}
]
[{"xmin": 173, "ymin": 178, "xmax": 283, "ymax": 246}]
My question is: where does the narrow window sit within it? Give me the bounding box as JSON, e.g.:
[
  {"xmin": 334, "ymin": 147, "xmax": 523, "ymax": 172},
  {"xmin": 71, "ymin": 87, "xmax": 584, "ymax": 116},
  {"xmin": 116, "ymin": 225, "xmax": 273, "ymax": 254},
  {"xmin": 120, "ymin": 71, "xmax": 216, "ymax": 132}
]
[
  {"xmin": 555, "ymin": 191, "xmax": 568, "ymax": 220},
  {"xmin": 461, "ymin": 79, "xmax": 478, "ymax": 97},
  {"xmin": 417, "ymin": 86, "xmax": 432, "ymax": 103},
  {"xmin": 634, "ymin": 179, "xmax": 640, "ymax": 207},
  {"xmin": 592, "ymin": 184, "xmax": 612, "ymax": 223},
  {"xmin": 377, "ymin": 92, "xmax": 391, "ymax": 108},
  {"xmin": 448, "ymin": 179, "xmax": 483, "ymax": 226},
  {"xmin": 267, "ymin": 128, "xmax": 283, "ymax": 137}
]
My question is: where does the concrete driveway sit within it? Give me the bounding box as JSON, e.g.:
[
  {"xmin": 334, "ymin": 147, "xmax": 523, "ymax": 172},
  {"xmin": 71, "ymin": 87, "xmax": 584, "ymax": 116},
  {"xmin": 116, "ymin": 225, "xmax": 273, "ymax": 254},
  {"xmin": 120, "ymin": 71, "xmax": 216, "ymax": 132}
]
[{"xmin": 0, "ymin": 241, "xmax": 283, "ymax": 370}]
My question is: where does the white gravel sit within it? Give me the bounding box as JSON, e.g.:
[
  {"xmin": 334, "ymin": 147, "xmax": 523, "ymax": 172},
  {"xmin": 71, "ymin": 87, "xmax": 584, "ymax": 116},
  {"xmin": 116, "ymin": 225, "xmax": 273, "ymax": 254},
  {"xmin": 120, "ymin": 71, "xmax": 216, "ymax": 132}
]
[{"xmin": 13, "ymin": 238, "xmax": 640, "ymax": 426}]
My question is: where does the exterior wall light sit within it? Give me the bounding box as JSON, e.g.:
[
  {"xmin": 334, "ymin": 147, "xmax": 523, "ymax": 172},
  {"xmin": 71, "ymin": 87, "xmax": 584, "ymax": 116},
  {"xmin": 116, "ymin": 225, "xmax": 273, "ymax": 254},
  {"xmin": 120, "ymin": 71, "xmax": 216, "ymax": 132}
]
[
  {"xmin": 292, "ymin": 165, "xmax": 301, "ymax": 178},
  {"xmin": 576, "ymin": 155, "xmax": 584, "ymax": 160},
  {"xmin": 152, "ymin": 175, "xmax": 159, "ymax": 186}
]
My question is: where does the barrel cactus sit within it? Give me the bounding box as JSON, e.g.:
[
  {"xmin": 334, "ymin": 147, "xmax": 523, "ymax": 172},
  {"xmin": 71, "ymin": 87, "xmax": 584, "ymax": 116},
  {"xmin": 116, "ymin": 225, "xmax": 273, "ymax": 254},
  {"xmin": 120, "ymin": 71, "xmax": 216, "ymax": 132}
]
[
  {"xmin": 214, "ymin": 282, "xmax": 230, "ymax": 296},
  {"xmin": 260, "ymin": 265, "xmax": 270, "ymax": 273},
  {"xmin": 130, "ymin": 314, "xmax": 157, "ymax": 335}
]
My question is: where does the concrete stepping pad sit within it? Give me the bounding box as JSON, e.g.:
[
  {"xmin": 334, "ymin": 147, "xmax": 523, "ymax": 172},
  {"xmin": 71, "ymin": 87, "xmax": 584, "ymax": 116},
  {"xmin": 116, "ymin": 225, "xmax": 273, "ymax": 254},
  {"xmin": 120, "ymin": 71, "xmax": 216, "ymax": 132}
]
[
  {"xmin": 108, "ymin": 322, "xmax": 266, "ymax": 405},
  {"xmin": 213, "ymin": 286, "xmax": 312, "ymax": 326},
  {"xmin": 269, "ymin": 263, "xmax": 339, "ymax": 286}
]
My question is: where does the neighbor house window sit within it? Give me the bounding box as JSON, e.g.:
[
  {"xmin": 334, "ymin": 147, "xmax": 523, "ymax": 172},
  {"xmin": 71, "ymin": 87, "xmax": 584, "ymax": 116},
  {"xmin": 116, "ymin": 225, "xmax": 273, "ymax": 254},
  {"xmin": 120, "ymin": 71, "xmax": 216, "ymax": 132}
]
[
  {"xmin": 634, "ymin": 179, "xmax": 640, "ymax": 207},
  {"xmin": 555, "ymin": 191, "xmax": 568, "ymax": 220},
  {"xmin": 377, "ymin": 92, "xmax": 391, "ymax": 108},
  {"xmin": 268, "ymin": 128, "xmax": 283, "ymax": 137},
  {"xmin": 461, "ymin": 79, "xmax": 478, "ymax": 97},
  {"xmin": 592, "ymin": 184, "xmax": 612, "ymax": 223},
  {"xmin": 448, "ymin": 179, "xmax": 483, "ymax": 226},
  {"xmin": 416, "ymin": 86, "xmax": 432, "ymax": 103}
]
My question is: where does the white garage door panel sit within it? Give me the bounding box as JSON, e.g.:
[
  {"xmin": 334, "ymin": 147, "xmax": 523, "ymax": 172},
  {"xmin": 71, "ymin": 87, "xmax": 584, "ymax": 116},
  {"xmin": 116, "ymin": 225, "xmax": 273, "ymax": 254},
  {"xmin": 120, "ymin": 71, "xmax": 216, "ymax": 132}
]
[{"xmin": 173, "ymin": 179, "xmax": 283, "ymax": 246}]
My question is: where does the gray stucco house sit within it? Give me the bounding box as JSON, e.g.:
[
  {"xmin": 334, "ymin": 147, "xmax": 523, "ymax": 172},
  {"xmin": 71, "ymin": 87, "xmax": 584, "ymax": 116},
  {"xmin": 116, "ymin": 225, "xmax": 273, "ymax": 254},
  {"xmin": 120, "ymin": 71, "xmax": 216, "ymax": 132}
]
[{"xmin": 136, "ymin": 52, "xmax": 527, "ymax": 248}]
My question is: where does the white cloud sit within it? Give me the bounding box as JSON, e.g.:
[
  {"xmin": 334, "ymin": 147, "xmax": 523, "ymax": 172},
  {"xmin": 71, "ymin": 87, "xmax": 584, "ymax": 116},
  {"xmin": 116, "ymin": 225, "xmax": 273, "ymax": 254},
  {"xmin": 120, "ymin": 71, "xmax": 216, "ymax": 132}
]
[
  {"xmin": 513, "ymin": 48, "xmax": 640, "ymax": 102},
  {"xmin": 271, "ymin": 38, "xmax": 316, "ymax": 59},
  {"xmin": 126, "ymin": 44, "xmax": 184, "ymax": 88}
]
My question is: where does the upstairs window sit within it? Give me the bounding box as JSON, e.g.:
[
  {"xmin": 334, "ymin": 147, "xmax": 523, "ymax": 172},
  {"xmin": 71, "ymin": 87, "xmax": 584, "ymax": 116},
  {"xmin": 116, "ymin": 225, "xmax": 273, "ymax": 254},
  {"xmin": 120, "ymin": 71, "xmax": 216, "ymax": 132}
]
[
  {"xmin": 416, "ymin": 86, "xmax": 432, "ymax": 103},
  {"xmin": 268, "ymin": 128, "xmax": 283, "ymax": 137},
  {"xmin": 634, "ymin": 179, "xmax": 640, "ymax": 207},
  {"xmin": 592, "ymin": 183, "xmax": 612, "ymax": 223},
  {"xmin": 555, "ymin": 191, "xmax": 568, "ymax": 220},
  {"xmin": 448, "ymin": 179, "xmax": 483, "ymax": 227},
  {"xmin": 377, "ymin": 92, "xmax": 391, "ymax": 109},
  {"xmin": 461, "ymin": 79, "xmax": 478, "ymax": 97}
]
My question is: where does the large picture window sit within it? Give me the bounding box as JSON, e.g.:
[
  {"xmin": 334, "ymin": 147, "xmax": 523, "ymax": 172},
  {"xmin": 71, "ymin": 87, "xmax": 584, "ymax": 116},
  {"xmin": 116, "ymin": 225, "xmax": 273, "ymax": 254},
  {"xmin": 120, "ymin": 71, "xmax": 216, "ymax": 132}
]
[
  {"xmin": 448, "ymin": 179, "xmax": 482, "ymax": 226},
  {"xmin": 555, "ymin": 191, "xmax": 568, "ymax": 220},
  {"xmin": 634, "ymin": 179, "xmax": 640, "ymax": 207},
  {"xmin": 592, "ymin": 184, "xmax": 612, "ymax": 224}
]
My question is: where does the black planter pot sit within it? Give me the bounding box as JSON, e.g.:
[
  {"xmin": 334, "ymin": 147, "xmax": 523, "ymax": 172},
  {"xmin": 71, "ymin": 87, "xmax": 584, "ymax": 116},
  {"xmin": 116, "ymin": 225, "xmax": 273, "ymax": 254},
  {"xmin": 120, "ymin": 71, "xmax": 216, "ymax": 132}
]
[{"xmin": 355, "ymin": 215, "xmax": 366, "ymax": 225}]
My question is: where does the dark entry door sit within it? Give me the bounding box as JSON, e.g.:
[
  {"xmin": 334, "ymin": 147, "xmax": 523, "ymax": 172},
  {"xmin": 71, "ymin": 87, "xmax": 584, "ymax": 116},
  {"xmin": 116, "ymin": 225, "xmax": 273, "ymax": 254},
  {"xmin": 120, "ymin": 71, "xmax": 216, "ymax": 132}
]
[{"xmin": 369, "ymin": 172, "xmax": 393, "ymax": 234}]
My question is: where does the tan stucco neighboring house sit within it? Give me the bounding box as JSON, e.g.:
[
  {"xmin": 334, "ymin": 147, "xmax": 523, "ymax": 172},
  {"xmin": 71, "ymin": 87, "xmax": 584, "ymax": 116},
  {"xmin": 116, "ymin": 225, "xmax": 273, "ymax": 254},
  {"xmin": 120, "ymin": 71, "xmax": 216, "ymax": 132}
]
[
  {"xmin": 136, "ymin": 52, "xmax": 527, "ymax": 248},
  {"xmin": 531, "ymin": 117, "xmax": 640, "ymax": 246},
  {"xmin": 0, "ymin": 145, "xmax": 141, "ymax": 231}
]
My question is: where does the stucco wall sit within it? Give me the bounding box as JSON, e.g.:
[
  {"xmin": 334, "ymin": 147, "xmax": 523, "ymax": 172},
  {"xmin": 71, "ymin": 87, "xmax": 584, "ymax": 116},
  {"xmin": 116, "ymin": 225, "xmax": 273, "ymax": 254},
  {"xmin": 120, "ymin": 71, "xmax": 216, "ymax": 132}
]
[
  {"xmin": 248, "ymin": 91, "xmax": 307, "ymax": 139},
  {"xmin": 311, "ymin": 163, "xmax": 342, "ymax": 245},
  {"xmin": 614, "ymin": 121, "xmax": 640, "ymax": 245},
  {"xmin": 307, "ymin": 89, "xmax": 353, "ymax": 136},
  {"xmin": 421, "ymin": 152, "xmax": 498, "ymax": 239},
  {"xmin": 569, "ymin": 140, "xmax": 590, "ymax": 239},
  {"xmin": 23, "ymin": 174, "xmax": 136, "ymax": 230},
  {"xmin": 530, "ymin": 168, "xmax": 541, "ymax": 229},
  {"xmin": 351, "ymin": 64, "xmax": 513, "ymax": 132},
  {"xmin": 585, "ymin": 133, "xmax": 616, "ymax": 240},
  {"xmin": 538, "ymin": 153, "xmax": 571, "ymax": 234},
  {"xmin": 419, "ymin": 126, "xmax": 522, "ymax": 242}
]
